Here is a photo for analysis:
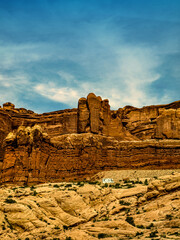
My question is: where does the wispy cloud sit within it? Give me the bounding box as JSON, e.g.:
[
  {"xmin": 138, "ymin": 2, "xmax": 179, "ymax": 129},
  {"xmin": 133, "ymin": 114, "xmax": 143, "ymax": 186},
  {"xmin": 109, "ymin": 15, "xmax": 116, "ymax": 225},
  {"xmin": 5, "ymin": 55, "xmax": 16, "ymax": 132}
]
[{"xmin": 0, "ymin": 0, "xmax": 179, "ymax": 112}]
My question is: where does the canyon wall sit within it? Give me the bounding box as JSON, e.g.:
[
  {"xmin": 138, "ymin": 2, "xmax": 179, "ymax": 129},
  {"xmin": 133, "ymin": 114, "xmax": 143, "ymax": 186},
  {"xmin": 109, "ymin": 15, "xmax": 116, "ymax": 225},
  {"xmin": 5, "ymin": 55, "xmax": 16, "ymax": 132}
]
[{"xmin": 0, "ymin": 93, "xmax": 180, "ymax": 184}]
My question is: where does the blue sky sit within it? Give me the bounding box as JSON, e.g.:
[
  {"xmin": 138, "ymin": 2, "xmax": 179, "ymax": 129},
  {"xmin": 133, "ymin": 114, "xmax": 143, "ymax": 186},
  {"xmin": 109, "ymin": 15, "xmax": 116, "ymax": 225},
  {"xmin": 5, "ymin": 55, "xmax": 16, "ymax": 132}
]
[{"xmin": 0, "ymin": 0, "xmax": 179, "ymax": 113}]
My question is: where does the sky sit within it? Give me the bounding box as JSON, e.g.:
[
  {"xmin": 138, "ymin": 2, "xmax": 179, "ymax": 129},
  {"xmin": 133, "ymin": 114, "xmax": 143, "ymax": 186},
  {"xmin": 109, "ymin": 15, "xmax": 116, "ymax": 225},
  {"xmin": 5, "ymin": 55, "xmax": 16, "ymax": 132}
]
[{"xmin": 0, "ymin": 0, "xmax": 179, "ymax": 113}]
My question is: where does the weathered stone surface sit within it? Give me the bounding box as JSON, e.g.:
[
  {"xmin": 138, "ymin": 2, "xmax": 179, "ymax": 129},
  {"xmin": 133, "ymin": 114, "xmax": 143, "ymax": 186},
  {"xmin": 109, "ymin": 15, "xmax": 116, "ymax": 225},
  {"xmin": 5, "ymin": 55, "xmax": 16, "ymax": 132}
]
[
  {"xmin": 1, "ymin": 126, "xmax": 180, "ymax": 184},
  {"xmin": 87, "ymin": 93, "xmax": 102, "ymax": 133},
  {"xmin": 0, "ymin": 172, "xmax": 179, "ymax": 239},
  {"xmin": 78, "ymin": 97, "xmax": 90, "ymax": 133},
  {"xmin": 3, "ymin": 102, "xmax": 15, "ymax": 110},
  {"xmin": 0, "ymin": 94, "xmax": 180, "ymax": 184},
  {"xmin": 155, "ymin": 108, "xmax": 180, "ymax": 139},
  {"xmin": 0, "ymin": 112, "xmax": 12, "ymax": 164}
]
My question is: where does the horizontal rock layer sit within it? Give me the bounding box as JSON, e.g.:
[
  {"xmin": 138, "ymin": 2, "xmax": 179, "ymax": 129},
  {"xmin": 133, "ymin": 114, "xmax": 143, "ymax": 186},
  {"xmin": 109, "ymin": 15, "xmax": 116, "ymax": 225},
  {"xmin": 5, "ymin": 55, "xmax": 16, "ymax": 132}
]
[
  {"xmin": 1, "ymin": 129, "xmax": 180, "ymax": 184},
  {"xmin": 0, "ymin": 93, "xmax": 180, "ymax": 184}
]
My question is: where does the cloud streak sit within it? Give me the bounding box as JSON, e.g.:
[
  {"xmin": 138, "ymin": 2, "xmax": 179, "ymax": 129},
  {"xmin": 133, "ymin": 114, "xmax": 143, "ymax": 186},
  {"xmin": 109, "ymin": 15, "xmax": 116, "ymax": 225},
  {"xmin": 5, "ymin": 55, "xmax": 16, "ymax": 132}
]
[{"xmin": 0, "ymin": 0, "xmax": 179, "ymax": 112}]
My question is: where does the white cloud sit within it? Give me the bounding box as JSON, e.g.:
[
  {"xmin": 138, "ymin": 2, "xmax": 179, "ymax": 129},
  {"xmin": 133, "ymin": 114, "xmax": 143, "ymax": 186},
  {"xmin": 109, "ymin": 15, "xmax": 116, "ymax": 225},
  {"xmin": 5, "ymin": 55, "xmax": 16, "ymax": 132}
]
[
  {"xmin": 35, "ymin": 83, "xmax": 80, "ymax": 107},
  {"xmin": 1, "ymin": 18, "xmax": 178, "ymax": 111}
]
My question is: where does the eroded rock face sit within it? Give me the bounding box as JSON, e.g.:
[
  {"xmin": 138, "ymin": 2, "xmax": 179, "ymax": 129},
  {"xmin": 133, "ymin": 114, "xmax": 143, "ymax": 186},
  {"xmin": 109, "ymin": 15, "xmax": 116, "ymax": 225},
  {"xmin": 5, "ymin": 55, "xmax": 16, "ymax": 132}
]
[
  {"xmin": 0, "ymin": 112, "xmax": 12, "ymax": 165},
  {"xmin": 1, "ymin": 126, "xmax": 180, "ymax": 185},
  {"xmin": 0, "ymin": 172, "xmax": 179, "ymax": 239},
  {"xmin": 0, "ymin": 93, "xmax": 180, "ymax": 184}
]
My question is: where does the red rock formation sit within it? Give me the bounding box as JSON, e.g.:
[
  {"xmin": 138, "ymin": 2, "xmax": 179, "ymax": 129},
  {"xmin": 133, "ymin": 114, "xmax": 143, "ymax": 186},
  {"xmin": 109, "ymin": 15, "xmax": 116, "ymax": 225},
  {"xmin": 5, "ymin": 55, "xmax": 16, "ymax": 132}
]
[{"xmin": 0, "ymin": 94, "xmax": 180, "ymax": 184}]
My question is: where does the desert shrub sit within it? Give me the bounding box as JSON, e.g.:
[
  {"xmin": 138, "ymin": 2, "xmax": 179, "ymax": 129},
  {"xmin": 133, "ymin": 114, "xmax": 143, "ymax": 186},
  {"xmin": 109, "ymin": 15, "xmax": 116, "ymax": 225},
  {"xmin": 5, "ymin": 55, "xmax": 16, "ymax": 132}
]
[
  {"xmin": 53, "ymin": 184, "xmax": 59, "ymax": 188},
  {"xmin": 5, "ymin": 198, "xmax": 16, "ymax": 204},
  {"xmin": 54, "ymin": 226, "xmax": 60, "ymax": 229},
  {"xmin": 98, "ymin": 233, "xmax": 110, "ymax": 238},
  {"xmin": 166, "ymin": 214, "xmax": 172, "ymax": 220},
  {"xmin": 137, "ymin": 225, "xmax": 144, "ymax": 229},
  {"xmin": 125, "ymin": 183, "xmax": 134, "ymax": 188},
  {"xmin": 144, "ymin": 179, "xmax": 148, "ymax": 185},
  {"xmin": 136, "ymin": 231, "xmax": 143, "ymax": 236},
  {"xmin": 173, "ymin": 232, "xmax": 180, "ymax": 236},
  {"xmin": 30, "ymin": 185, "xmax": 35, "ymax": 190},
  {"xmin": 65, "ymin": 184, "xmax": 72, "ymax": 188},
  {"xmin": 135, "ymin": 180, "xmax": 143, "ymax": 184},
  {"xmin": 114, "ymin": 183, "xmax": 121, "ymax": 188},
  {"xmin": 102, "ymin": 216, "xmax": 109, "ymax": 221},
  {"xmin": 146, "ymin": 223, "xmax": 154, "ymax": 229},
  {"xmin": 119, "ymin": 200, "xmax": 131, "ymax": 206},
  {"xmin": 63, "ymin": 225, "xmax": 69, "ymax": 230},
  {"xmin": 65, "ymin": 237, "xmax": 72, "ymax": 240},
  {"xmin": 88, "ymin": 181, "xmax": 98, "ymax": 185},
  {"xmin": 149, "ymin": 230, "xmax": 158, "ymax": 238},
  {"xmin": 125, "ymin": 216, "xmax": 135, "ymax": 226},
  {"xmin": 125, "ymin": 208, "xmax": 130, "ymax": 213},
  {"xmin": 33, "ymin": 190, "xmax": 37, "ymax": 196}
]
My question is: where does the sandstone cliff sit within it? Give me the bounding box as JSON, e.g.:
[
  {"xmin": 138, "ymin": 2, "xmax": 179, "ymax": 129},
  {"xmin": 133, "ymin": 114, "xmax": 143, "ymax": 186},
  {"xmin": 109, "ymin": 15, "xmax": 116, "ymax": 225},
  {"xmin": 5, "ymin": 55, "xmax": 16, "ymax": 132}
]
[{"xmin": 0, "ymin": 93, "xmax": 180, "ymax": 184}]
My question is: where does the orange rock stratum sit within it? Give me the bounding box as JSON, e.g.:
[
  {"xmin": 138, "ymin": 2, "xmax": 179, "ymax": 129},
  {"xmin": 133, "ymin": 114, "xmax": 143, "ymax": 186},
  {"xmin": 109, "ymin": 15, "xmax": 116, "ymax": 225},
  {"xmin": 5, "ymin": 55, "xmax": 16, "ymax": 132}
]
[{"xmin": 0, "ymin": 93, "xmax": 180, "ymax": 184}]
